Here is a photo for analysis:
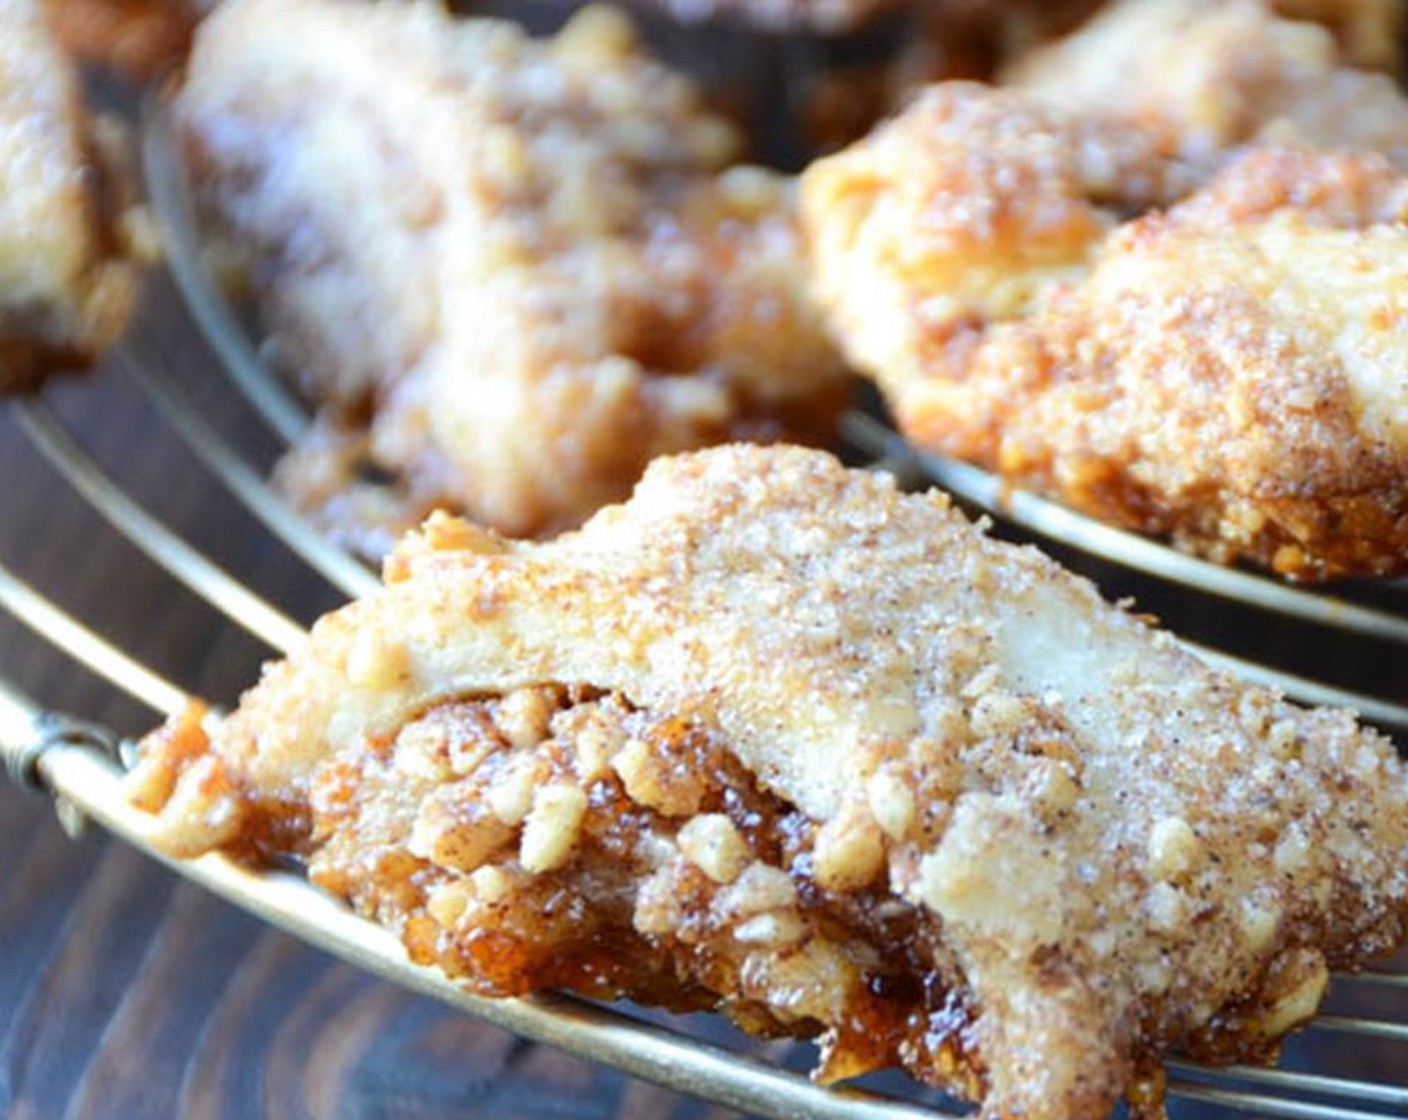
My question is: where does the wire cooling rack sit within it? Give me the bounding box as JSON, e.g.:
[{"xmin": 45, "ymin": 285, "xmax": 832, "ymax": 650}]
[{"xmin": 1, "ymin": 101, "xmax": 1407, "ymax": 1120}]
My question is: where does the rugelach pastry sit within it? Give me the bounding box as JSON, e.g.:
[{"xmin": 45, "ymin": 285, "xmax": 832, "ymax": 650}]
[
  {"xmin": 177, "ymin": 0, "xmax": 849, "ymax": 555},
  {"xmin": 802, "ymin": 0, "xmax": 1408, "ymax": 578},
  {"xmin": 0, "ymin": 0, "xmax": 137, "ymax": 392},
  {"xmin": 130, "ymin": 445, "xmax": 1408, "ymax": 1120}
]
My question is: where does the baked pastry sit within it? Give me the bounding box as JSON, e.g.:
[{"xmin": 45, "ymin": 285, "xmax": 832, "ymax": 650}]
[
  {"xmin": 802, "ymin": 1, "xmax": 1408, "ymax": 579},
  {"xmin": 128, "ymin": 444, "xmax": 1408, "ymax": 1120},
  {"xmin": 1004, "ymin": 0, "xmax": 1408, "ymax": 167},
  {"xmin": 176, "ymin": 0, "xmax": 849, "ymax": 554},
  {"xmin": 801, "ymin": 0, "xmax": 1402, "ymax": 155},
  {"xmin": 908, "ymin": 0, "xmax": 1403, "ymax": 72},
  {"xmin": 0, "ymin": 0, "xmax": 137, "ymax": 392},
  {"xmin": 804, "ymin": 81, "xmax": 1200, "ymax": 356}
]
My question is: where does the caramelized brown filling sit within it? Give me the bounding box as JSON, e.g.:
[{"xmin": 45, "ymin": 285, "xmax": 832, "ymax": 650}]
[{"xmin": 304, "ymin": 685, "xmax": 981, "ymax": 1091}]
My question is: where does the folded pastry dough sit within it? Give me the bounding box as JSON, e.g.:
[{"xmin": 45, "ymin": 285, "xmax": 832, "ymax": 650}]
[
  {"xmin": 1004, "ymin": 0, "xmax": 1408, "ymax": 165},
  {"xmin": 176, "ymin": 0, "xmax": 848, "ymax": 554},
  {"xmin": 0, "ymin": 0, "xmax": 137, "ymax": 392},
  {"xmin": 130, "ymin": 444, "xmax": 1408, "ymax": 1120},
  {"xmin": 802, "ymin": 1, "xmax": 1408, "ymax": 579},
  {"xmin": 805, "ymin": 125, "xmax": 1408, "ymax": 579},
  {"xmin": 794, "ymin": 0, "xmax": 1403, "ymax": 156}
]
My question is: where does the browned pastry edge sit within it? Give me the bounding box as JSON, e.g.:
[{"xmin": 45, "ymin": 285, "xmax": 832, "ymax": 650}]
[
  {"xmin": 0, "ymin": 98, "xmax": 140, "ymax": 393},
  {"xmin": 898, "ymin": 396, "xmax": 1408, "ymax": 583},
  {"xmin": 135, "ymin": 681, "xmax": 1371, "ymax": 1118},
  {"xmin": 121, "ymin": 444, "xmax": 1408, "ymax": 1120}
]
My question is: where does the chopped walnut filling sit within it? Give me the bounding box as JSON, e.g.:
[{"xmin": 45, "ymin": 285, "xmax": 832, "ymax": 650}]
[
  {"xmin": 125, "ymin": 445, "xmax": 1408, "ymax": 1120},
  {"xmin": 306, "ymin": 685, "xmax": 970, "ymax": 1082}
]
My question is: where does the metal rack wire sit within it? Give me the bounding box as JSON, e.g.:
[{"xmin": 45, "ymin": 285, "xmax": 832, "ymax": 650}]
[{"xmin": 1, "ymin": 105, "xmax": 1407, "ymax": 1120}]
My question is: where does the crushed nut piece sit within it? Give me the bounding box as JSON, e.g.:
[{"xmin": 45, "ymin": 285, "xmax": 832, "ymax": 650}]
[
  {"xmin": 612, "ymin": 734, "xmax": 703, "ymax": 816},
  {"xmin": 1274, "ymin": 829, "xmax": 1311, "ymax": 875},
  {"xmin": 488, "ymin": 755, "xmax": 544, "ymax": 825},
  {"xmin": 866, "ymin": 764, "xmax": 916, "ymax": 841},
  {"xmin": 1147, "ymin": 816, "xmax": 1201, "ymax": 881},
  {"xmin": 520, "ymin": 784, "xmax": 588, "ymax": 873},
  {"xmin": 497, "ymin": 687, "xmax": 556, "ymax": 751},
  {"xmin": 677, "ymin": 813, "xmax": 751, "ymax": 884},
  {"xmin": 569, "ymin": 711, "xmax": 625, "ymax": 783},
  {"xmin": 719, "ymin": 862, "xmax": 797, "ymax": 918},
  {"xmin": 734, "ymin": 912, "xmax": 806, "ymax": 946},
  {"xmin": 1146, "ymin": 882, "xmax": 1189, "ymax": 933},
  {"xmin": 1240, "ymin": 897, "xmax": 1283, "ymax": 954},
  {"xmin": 426, "ymin": 878, "xmax": 474, "ymax": 929},
  {"xmin": 1254, "ymin": 949, "xmax": 1329, "ymax": 1039},
  {"xmin": 969, "ymin": 690, "xmax": 1029, "ymax": 739},
  {"xmin": 396, "ymin": 719, "xmax": 457, "ymax": 781},
  {"xmin": 469, "ymin": 864, "xmax": 512, "ymax": 904},
  {"xmin": 813, "ymin": 801, "xmax": 885, "ymax": 892},
  {"xmin": 410, "ymin": 796, "xmax": 512, "ymax": 874}
]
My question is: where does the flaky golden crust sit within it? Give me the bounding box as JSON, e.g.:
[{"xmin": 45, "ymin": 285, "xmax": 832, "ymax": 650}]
[
  {"xmin": 178, "ymin": 0, "xmax": 848, "ymax": 548},
  {"xmin": 1004, "ymin": 0, "xmax": 1408, "ymax": 166},
  {"xmin": 0, "ymin": 0, "xmax": 137, "ymax": 392},
  {"xmin": 970, "ymin": 149, "xmax": 1408, "ymax": 579},
  {"xmin": 803, "ymin": 2, "xmax": 1408, "ymax": 581},
  {"xmin": 799, "ymin": 0, "xmax": 1402, "ymax": 155},
  {"xmin": 129, "ymin": 445, "xmax": 1408, "ymax": 1120},
  {"xmin": 802, "ymin": 83, "xmax": 1197, "ymax": 389}
]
